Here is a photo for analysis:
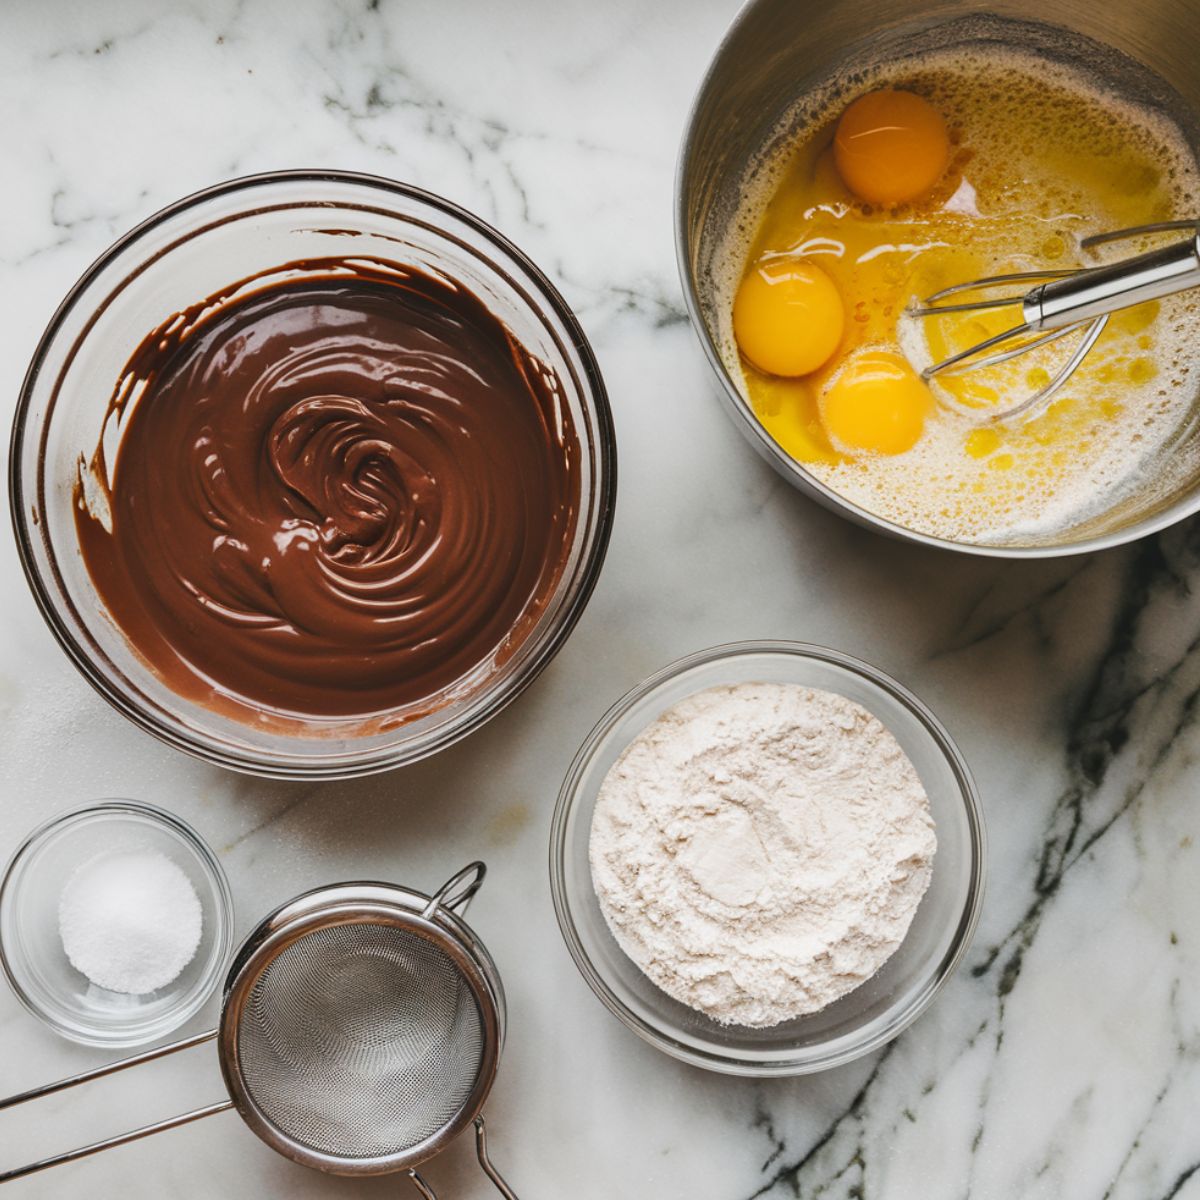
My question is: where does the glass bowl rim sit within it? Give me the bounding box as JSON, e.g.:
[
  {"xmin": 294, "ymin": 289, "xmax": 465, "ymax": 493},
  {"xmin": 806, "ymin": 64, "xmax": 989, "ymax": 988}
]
[
  {"xmin": 549, "ymin": 638, "xmax": 987, "ymax": 1076},
  {"xmin": 0, "ymin": 797, "xmax": 234, "ymax": 1047},
  {"xmin": 9, "ymin": 169, "xmax": 617, "ymax": 779}
]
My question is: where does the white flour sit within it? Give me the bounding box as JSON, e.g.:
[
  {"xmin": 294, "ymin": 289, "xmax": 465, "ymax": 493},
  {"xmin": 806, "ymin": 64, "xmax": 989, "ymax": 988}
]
[{"xmin": 589, "ymin": 682, "xmax": 936, "ymax": 1027}]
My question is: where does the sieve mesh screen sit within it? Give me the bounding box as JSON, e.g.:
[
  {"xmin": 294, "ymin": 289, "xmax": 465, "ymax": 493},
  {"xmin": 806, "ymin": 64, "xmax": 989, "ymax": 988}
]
[{"xmin": 234, "ymin": 921, "xmax": 485, "ymax": 1160}]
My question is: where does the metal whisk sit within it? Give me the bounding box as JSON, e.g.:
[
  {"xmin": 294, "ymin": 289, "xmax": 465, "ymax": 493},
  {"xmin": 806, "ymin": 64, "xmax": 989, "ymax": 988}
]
[
  {"xmin": 910, "ymin": 219, "xmax": 1200, "ymax": 423},
  {"xmin": 0, "ymin": 863, "xmax": 519, "ymax": 1198}
]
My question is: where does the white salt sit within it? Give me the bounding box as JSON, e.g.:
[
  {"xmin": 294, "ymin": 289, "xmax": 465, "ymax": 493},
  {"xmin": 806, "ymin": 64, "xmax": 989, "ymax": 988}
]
[{"xmin": 58, "ymin": 850, "xmax": 203, "ymax": 995}]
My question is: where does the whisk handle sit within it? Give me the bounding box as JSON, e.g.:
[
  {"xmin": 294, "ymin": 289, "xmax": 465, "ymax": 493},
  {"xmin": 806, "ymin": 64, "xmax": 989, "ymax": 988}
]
[{"xmin": 1029, "ymin": 230, "xmax": 1200, "ymax": 331}]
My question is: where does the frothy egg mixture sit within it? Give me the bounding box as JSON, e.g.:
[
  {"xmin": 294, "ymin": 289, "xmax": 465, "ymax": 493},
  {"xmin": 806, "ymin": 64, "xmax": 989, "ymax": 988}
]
[{"xmin": 724, "ymin": 47, "xmax": 1200, "ymax": 545}]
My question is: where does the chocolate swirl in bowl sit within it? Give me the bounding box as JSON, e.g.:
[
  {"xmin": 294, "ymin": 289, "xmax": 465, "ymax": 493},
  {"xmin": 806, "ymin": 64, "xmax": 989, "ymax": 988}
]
[{"xmin": 75, "ymin": 259, "xmax": 581, "ymax": 725}]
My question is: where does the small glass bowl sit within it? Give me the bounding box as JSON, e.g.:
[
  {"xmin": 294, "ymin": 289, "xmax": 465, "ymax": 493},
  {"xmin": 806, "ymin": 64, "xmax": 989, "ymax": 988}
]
[
  {"xmin": 550, "ymin": 641, "xmax": 986, "ymax": 1076},
  {"xmin": 0, "ymin": 800, "xmax": 233, "ymax": 1047},
  {"xmin": 11, "ymin": 171, "xmax": 615, "ymax": 779}
]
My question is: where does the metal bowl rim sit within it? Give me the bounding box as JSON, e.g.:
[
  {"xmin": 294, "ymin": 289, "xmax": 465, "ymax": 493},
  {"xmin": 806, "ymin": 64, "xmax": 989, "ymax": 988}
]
[{"xmin": 672, "ymin": 2, "xmax": 1200, "ymax": 559}]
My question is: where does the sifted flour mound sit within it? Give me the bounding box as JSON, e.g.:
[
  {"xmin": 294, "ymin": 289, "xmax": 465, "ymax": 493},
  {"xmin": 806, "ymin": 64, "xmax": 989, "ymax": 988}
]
[{"xmin": 589, "ymin": 682, "xmax": 936, "ymax": 1027}]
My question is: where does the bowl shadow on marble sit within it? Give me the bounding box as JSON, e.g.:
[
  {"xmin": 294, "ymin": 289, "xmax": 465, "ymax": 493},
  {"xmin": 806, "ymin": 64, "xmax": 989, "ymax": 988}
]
[
  {"xmin": 743, "ymin": 452, "xmax": 1154, "ymax": 749},
  {"xmin": 210, "ymin": 644, "xmax": 589, "ymax": 872}
]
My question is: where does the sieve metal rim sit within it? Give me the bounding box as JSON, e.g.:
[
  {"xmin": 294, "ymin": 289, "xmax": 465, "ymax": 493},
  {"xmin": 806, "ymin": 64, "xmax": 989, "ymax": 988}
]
[{"xmin": 217, "ymin": 884, "xmax": 504, "ymax": 1177}]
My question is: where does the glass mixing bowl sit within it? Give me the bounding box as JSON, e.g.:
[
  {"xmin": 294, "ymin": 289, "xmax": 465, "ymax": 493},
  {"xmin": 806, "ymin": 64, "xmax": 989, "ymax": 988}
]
[
  {"xmin": 550, "ymin": 641, "xmax": 985, "ymax": 1076},
  {"xmin": 10, "ymin": 171, "xmax": 615, "ymax": 778},
  {"xmin": 0, "ymin": 800, "xmax": 233, "ymax": 1048}
]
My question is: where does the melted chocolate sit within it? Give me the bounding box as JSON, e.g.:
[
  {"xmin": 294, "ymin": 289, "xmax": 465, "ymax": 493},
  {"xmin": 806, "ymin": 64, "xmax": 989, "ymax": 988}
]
[{"xmin": 76, "ymin": 259, "xmax": 580, "ymax": 724}]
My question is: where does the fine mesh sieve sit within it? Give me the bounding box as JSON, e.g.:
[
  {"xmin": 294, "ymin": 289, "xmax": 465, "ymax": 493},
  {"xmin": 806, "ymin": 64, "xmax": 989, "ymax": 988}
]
[
  {"xmin": 236, "ymin": 922, "xmax": 485, "ymax": 1159},
  {"xmin": 0, "ymin": 863, "xmax": 520, "ymax": 1198}
]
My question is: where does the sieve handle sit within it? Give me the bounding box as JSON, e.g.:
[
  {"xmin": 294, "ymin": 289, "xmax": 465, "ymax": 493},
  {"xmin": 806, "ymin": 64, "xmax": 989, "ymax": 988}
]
[
  {"xmin": 405, "ymin": 1117, "xmax": 520, "ymax": 1199},
  {"xmin": 0, "ymin": 1027, "xmax": 217, "ymax": 1111},
  {"xmin": 473, "ymin": 1116, "xmax": 520, "ymax": 1199},
  {"xmin": 0, "ymin": 1027, "xmax": 229, "ymax": 1184},
  {"xmin": 408, "ymin": 1170, "xmax": 438, "ymax": 1199},
  {"xmin": 423, "ymin": 861, "xmax": 487, "ymax": 919},
  {"xmin": 0, "ymin": 1101, "xmax": 234, "ymax": 1183}
]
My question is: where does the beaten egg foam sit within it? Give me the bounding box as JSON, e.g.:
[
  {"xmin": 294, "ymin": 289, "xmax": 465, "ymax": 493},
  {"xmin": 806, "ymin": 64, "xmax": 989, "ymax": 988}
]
[{"xmin": 722, "ymin": 47, "xmax": 1200, "ymax": 545}]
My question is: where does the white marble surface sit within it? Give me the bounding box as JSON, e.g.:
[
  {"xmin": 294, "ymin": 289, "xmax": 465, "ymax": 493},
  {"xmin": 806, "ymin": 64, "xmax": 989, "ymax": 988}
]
[{"xmin": 2, "ymin": 1, "xmax": 1199, "ymax": 1196}]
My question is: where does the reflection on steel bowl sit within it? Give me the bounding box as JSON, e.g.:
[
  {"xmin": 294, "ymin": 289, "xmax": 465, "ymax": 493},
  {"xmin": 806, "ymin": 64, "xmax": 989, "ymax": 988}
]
[{"xmin": 676, "ymin": 0, "xmax": 1200, "ymax": 557}]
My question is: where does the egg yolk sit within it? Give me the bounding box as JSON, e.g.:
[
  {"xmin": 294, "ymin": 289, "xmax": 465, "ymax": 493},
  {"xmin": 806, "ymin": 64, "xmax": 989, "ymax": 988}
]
[
  {"xmin": 834, "ymin": 89, "xmax": 950, "ymax": 205},
  {"xmin": 821, "ymin": 351, "xmax": 933, "ymax": 455},
  {"xmin": 732, "ymin": 257, "xmax": 844, "ymax": 377}
]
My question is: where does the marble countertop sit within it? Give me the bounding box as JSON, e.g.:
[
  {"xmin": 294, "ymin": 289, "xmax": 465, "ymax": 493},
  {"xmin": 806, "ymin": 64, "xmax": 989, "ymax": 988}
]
[{"xmin": 2, "ymin": 0, "xmax": 1199, "ymax": 1196}]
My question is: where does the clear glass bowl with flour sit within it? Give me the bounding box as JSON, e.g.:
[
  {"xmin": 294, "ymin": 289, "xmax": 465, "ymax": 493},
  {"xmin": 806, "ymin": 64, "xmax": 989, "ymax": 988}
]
[
  {"xmin": 551, "ymin": 641, "xmax": 985, "ymax": 1076},
  {"xmin": 0, "ymin": 800, "xmax": 232, "ymax": 1047}
]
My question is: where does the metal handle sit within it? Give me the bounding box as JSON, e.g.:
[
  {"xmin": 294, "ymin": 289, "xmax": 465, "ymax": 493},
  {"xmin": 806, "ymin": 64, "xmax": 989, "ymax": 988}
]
[
  {"xmin": 1029, "ymin": 231, "xmax": 1200, "ymax": 330},
  {"xmin": 423, "ymin": 861, "xmax": 487, "ymax": 919},
  {"xmin": 0, "ymin": 1028, "xmax": 231, "ymax": 1184},
  {"xmin": 406, "ymin": 1117, "xmax": 520, "ymax": 1199},
  {"xmin": 409, "ymin": 1171, "xmax": 438, "ymax": 1199}
]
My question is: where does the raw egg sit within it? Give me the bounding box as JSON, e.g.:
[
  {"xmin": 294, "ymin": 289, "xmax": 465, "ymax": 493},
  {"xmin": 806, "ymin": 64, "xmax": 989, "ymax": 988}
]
[
  {"xmin": 834, "ymin": 89, "xmax": 949, "ymax": 206},
  {"xmin": 821, "ymin": 351, "xmax": 933, "ymax": 456},
  {"xmin": 734, "ymin": 47, "xmax": 1198, "ymax": 543},
  {"xmin": 733, "ymin": 257, "xmax": 844, "ymax": 377}
]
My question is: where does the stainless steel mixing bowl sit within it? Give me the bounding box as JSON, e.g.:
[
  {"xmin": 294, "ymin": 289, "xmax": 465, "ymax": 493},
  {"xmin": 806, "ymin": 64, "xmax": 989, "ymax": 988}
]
[{"xmin": 676, "ymin": 0, "xmax": 1200, "ymax": 557}]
